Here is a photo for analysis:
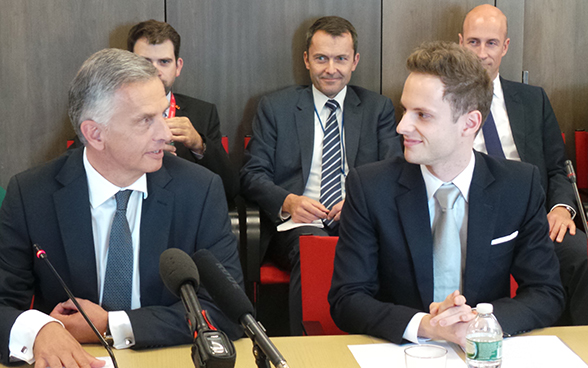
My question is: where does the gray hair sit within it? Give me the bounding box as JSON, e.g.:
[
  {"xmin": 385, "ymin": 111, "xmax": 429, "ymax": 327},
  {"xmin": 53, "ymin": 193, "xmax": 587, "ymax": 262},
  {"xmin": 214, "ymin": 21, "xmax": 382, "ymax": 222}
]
[{"xmin": 68, "ymin": 48, "xmax": 158, "ymax": 145}]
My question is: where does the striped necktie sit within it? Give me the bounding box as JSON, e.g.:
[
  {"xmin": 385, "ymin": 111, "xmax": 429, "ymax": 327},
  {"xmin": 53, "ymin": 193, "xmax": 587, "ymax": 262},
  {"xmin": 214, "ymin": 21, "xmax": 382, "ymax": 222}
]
[{"xmin": 320, "ymin": 99, "xmax": 343, "ymax": 228}]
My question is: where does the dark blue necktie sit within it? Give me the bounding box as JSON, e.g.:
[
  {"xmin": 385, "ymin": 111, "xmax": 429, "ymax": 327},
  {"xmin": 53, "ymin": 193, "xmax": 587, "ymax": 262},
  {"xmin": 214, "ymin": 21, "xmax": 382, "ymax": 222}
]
[
  {"xmin": 482, "ymin": 111, "xmax": 505, "ymax": 158},
  {"xmin": 102, "ymin": 190, "xmax": 133, "ymax": 311},
  {"xmin": 320, "ymin": 99, "xmax": 343, "ymax": 229}
]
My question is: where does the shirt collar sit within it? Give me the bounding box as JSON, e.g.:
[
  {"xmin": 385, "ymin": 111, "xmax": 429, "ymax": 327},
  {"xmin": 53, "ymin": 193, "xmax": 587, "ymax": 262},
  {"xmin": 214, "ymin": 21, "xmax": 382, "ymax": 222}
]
[
  {"xmin": 83, "ymin": 148, "xmax": 148, "ymax": 209},
  {"xmin": 420, "ymin": 150, "xmax": 476, "ymax": 202},
  {"xmin": 312, "ymin": 85, "xmax": 347, "ymax": 112},
  {"xmin": 493, "ymin": 73, "xmax": 504, "ymax": 101}
]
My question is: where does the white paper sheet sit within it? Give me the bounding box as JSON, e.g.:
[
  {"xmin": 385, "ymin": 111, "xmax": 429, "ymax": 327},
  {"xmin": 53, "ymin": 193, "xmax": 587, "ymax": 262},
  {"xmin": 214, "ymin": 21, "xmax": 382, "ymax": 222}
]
[
  {"xmin": 348, "ymin": 341, "xmax": 466, "ymax": 368},
  {"xmin": 348, "ymin": 336, "xmax": 587, "ymax": 368}
]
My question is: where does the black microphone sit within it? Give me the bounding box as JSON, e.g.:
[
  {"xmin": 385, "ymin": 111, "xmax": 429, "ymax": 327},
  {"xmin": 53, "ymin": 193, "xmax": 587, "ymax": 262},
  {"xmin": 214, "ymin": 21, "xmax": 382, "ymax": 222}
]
[
  {"xmin": 33, "ymin": 244, "xmax": 119, "ymax": 368},
  {"xmin": 193, "ymin": 249, "xmax": 290, "ymax": 368},
  {"xmin": 159, "ymin": 248, "xmax": 236, "ymax": 368},
  {"xmin": 565, "ymin": 160, "xmax": 588, "ymax": 234}
]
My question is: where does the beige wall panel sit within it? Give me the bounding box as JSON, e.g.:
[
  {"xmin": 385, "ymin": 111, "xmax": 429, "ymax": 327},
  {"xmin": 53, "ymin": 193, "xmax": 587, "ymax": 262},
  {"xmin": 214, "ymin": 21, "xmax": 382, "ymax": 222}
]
[
  {"xmin": 523, "ymin": 0, "xmax": 588, "ymax": 161},
  {"xmin": 381, "ymin": 0, "xmax": 491, "ymax": 123},
  {"xmin": 167, "ymin": 0, "xmax": 382, "ymax": 158},
  {"xmin": 0, "ymin": 1, "xmax": 163, "ymax": 188}
]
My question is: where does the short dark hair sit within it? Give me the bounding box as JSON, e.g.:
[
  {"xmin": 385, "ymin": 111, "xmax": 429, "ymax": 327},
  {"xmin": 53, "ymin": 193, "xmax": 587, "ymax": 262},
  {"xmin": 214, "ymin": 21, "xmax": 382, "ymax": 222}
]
[
  {"xmin": 306, "ymin": 16, "xmax": 358, "ymax": 55},
  {"xmin": 127, "ymin": 19, "xmax": 181, "ymax": 60},
  {"xmin": 406, "ymin": 41, "xmax": 492, "ymax": 124}
]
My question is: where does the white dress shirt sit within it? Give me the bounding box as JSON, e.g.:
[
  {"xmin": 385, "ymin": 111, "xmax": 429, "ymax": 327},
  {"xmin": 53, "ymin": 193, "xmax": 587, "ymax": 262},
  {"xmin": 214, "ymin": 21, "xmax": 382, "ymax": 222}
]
[
  {"xmin": 9, "ymin": 148, "xmax": 147, "ymax": 363},
  {"xmin": 402, "ymin": 151, "xmax": 476, "ymax": 343},
  {"xmin": 277, "ymin": 85, "xmax": 349, "ymax": 231}
]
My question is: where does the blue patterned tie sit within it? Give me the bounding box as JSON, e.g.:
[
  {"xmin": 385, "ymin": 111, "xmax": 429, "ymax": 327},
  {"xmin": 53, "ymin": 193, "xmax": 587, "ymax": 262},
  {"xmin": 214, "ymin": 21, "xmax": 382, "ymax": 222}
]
[
  {"xmin": 320, "ymin": 99, "xmax": 343, "ymax": 229},
  {"xmin": 482, "ymin": 111, "xmax": 505, "ymax": 158},
  {"xmin": 102, "ymin": 190, "xmax": 133, "ymax": 311},
  {"xmin": 433, "ymin": 184, "xmax": 462, "ymax": 303}
]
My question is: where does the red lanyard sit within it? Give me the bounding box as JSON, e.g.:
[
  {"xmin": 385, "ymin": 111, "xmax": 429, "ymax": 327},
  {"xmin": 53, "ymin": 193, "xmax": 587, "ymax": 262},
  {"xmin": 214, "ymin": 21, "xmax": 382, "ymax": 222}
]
[{"xmin": 168, "ymin": 92, "xmax": 177, "ymax": 118}]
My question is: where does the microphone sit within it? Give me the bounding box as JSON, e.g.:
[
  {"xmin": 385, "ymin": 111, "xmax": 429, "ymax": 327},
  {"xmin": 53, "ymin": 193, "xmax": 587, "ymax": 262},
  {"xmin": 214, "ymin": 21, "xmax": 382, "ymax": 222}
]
[
  {"xmin": 193, "ymin": 249, "xmax": 290, "ymax": 368},
  {"xmin": 33, "ymin": 244, "xmax": 119, "ymax": 368},
  {"xmin": 159, "ymin": 248, "xmax": 236, "ymax": 368},
  {"xmin": 565, "ymin": 160, "xmax": 588, "ymax": 234}
]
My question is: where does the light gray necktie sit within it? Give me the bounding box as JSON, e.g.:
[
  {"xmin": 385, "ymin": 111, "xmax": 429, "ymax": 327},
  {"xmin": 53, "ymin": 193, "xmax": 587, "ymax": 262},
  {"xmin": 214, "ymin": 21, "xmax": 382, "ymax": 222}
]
[
  {"xmin": 433, "ymin": 183, "xmax": 462, "ymax": 303},
  {"xmin": 102, "ymin": 190, "xmax": 133, "ymax": 311}
]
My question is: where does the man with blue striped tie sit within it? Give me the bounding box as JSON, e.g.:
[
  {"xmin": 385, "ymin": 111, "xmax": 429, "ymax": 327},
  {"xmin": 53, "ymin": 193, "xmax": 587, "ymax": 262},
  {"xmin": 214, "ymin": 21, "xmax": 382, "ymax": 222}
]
[{"xmin": 241, "ymin": 16, "xmax": 403, "ymax": 335}]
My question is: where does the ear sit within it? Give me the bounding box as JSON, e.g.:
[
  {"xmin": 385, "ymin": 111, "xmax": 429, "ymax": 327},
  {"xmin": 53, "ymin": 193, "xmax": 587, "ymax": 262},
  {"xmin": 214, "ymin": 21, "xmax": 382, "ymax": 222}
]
[
  {"xmin": 463, "ymin": 110, "xmax": 482, "ymax": 137},
  {"xmin": 303, "ymin": 51, "xmax": 311, "ymax": 70},
  {"xmin": 502, "ymin": 38, "xmax": 510, "ymax": 57},
  {"xmin": 351, "ymin": 52, "xmax": 360, "ymax": 72},
  {"xmin": 175, "ymin": 57, "xmax": 184, "ymax": 77},
  {"xmin": 80, "ymin": 120, "xmax": 106, "ymax": 151},
  {"xmin": 458, "ymin": 33, "xmax": 464, "ymax": 45}
]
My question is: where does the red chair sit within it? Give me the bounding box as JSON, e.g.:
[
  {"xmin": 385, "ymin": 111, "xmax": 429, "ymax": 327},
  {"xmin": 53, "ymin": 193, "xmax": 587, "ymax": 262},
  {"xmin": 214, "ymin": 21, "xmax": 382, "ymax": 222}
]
[{"xmin": 299, "ymin": 235, "xmax": 346, "ymax": 335}]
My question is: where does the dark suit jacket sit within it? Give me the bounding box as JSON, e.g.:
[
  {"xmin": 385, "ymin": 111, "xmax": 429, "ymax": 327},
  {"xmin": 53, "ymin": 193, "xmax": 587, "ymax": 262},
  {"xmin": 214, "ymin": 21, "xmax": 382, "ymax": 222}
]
[
  {"xmin": 0, "ymin": 148, "xmax": 243, "ymax": 364},
  {"xmin": 501, "ymin": 78, "xmax": 575, "ymax": 212},
  {"xmin": 329, "ymin": 152, "xmax": 565, "ymax": 344},
  {"xmin": 173, "ymin": 93, "xmax": 239, "ymax": 202},
  {"xmin": 240, "ymin": 85, "xmax": 403, "ymax": 257}
]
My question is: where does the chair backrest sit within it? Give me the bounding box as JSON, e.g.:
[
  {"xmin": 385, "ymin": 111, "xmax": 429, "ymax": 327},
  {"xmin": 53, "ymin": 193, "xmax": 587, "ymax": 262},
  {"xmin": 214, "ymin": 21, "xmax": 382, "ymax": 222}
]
[
  {"xmin": 576, "ymin": 130, "xmax": 587, "ymax": 189},
  {"xmin": 299, "ymin": 235, "xmax": 346, "ymax": 335}
]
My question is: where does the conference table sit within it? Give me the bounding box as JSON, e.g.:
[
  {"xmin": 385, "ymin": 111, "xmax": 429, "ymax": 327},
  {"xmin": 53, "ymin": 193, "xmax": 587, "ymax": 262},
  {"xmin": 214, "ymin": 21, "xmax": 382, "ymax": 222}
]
[{"xmin": 2, "ymin": 326, "xmax": 586, "ymax": 367}]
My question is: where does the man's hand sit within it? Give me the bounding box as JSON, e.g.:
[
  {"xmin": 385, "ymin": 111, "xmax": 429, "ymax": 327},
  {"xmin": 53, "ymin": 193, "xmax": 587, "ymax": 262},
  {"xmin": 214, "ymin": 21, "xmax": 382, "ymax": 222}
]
[
  {"xmin": 50, "ymin": 299, "xmax": 108, "ymax": 343},
  {"xmin": 33, "ymin": 322, "xmax": 105, "ymax": 368},
  {"xmin": 282, "ymin": 194, "xmax": 329, "ymax": 223},
  {"xmin": 547, "ymin": 206, "xmax": 576, "ymax": 243},
  {"xmin": 166, "ymin": 117, "xmax": 204, "ymax": 154},
  {"xmin": 327, "ymin": 200, "xmax": 345, "ymax": 222},
  {"xmin": 418, "ymin": 291, "xmax": 476, "ymax": 346},
  {"xmin": 162, "ymin": 142, "xmax": 177, "ymax": 156}
]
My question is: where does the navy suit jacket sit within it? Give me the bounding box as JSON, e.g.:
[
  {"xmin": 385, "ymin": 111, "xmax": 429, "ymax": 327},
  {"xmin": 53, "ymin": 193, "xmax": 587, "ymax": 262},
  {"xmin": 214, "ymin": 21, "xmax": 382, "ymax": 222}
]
[
  {"xmin": 240, "ymin": 85, "xmax": 402, "ymax": 257},
  {"xmin": 173, "ymin": 93, "xmax": 239, "ymax": 202},
  {"xmin": 329, "ymin": 152, "xmax": 565, "ymax": 344},
  {"xmin": 0, "ymin": 148, "xmax": 243, "ymax": 364},
  {"xmin": 501, "ymin": 78, "xmax": 575, "ymax": 212}
]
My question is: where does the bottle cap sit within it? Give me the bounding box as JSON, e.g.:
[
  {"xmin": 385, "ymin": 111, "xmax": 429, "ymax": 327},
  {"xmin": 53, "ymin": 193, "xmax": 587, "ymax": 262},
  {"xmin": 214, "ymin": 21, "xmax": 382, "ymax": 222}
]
[{"xmin": 476, "ymin": 303, "xmax": 493, "ymax": 314}]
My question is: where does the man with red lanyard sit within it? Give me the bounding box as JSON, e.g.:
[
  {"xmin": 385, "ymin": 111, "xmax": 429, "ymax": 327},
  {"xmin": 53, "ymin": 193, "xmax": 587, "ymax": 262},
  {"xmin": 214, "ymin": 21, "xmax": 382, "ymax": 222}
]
[{"xmin": 127, "ymin": 20, "xmax": 239, "ymax": 202}]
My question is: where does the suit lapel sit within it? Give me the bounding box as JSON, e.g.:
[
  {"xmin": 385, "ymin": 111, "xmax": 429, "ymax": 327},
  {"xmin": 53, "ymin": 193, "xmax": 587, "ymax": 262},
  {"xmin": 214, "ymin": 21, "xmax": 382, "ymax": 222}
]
[
  {"xmin": 343, "ymin": 87, "xmax": 362, "ymax": 168},
  {"xmin": 53, "ymin": 149, "xmax": 98, "ymax": 300},
  {"xmin": 397, "ymin": 164, "xmax": 434, "ymax": 308},
  {"xmin": 501, "ymin": 78, "xmax": 527, "ymax": 159},
  {"xmin": 463, "ymin": 153, "xmax": 499, "ymax": 302},
  {"xmin": 295, "ymin": 87, "xmax": 316, "ymax": 185},
  {"xmin": 139, "ymin": 161, "xmax": 174, "ymax": 306}
]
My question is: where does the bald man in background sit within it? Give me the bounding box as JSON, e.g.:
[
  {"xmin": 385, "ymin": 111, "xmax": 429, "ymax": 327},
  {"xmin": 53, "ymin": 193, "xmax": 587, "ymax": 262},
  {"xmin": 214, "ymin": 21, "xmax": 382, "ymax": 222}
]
[{"xmin": 459, "ymin": 4, "xmax": 588, "ymax": 325}]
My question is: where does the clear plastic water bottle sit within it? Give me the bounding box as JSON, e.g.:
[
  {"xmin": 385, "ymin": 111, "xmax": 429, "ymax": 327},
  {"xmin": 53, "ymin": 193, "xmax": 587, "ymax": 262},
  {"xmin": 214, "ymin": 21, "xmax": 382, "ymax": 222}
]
[{"xmin": 465, "ymin": 303, "xmax": 503, "ymax": 368}]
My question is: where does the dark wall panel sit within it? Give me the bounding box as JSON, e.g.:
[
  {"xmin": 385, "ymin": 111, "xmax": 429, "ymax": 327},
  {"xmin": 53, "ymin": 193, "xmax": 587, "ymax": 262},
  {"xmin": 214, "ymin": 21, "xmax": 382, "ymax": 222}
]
[
  {"xmin": 381, "ymin": 0, "xmax": 491, "ymax": 123},
  {"xmin": 0, "ymin": 1, "xmax": 163, "ymax": 188},
  {"xmin": 167, "ymin": 0, "xmax": 382, "ymax": 160}
]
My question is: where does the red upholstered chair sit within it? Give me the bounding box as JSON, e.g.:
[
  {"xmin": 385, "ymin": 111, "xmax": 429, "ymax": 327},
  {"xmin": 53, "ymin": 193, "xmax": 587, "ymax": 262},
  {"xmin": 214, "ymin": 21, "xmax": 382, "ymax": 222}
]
[{"xmin": 299, "ymin": 235, "xmax": 346, "ymax": 335}]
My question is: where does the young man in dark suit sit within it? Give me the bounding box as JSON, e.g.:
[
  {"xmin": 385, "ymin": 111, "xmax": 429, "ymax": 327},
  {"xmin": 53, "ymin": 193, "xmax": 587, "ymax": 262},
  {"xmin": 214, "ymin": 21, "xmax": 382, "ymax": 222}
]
[
  {"xmin": 329, "ymin": 41, "xmax": 564, "ymax": 346},
  {"xmin": 459, "ymin": 4, "xmax": 588, "ymax": 325},
  {"xmin": 240, "ymin": 16, "xmax": 403, "ymax": 335},
  {"xmin": 128, "ymin": 20, "xmax": 239, "ymax": 202},
  {"xmin": 0, "ymin": 49, "xmax": 243, "ymax": 367}
]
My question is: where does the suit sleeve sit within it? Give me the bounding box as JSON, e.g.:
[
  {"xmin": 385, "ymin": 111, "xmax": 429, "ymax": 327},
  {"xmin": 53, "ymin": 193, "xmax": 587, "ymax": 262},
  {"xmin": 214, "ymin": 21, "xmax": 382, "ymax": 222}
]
[
  {"xmin": 490, "ymin": 166, "xmax": 565, "ymax": 334},
  {"xmin": 328, "ymin": 168, "xmax": 420, "ymax": 344},
  {"xmin": 538, "ymin": 89, "xmax": 576, "ymax": 212},
  {"xmin": 240, "ymin": 96, "xmax": 293, "ymax": 221},
  {"xmin": 176, "ymin": 103, "xmax": 239, "ymax": 202},
  {"xmin": 126, "ymin": 174, "xmax": 244, "ymax": 347}
]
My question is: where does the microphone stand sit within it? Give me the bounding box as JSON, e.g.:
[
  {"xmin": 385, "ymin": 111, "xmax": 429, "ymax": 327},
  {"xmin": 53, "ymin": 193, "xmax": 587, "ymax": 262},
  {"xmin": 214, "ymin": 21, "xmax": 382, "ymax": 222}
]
[
  {"xmin": 33, "ymin": 244, "xmax": 119, "ymax": 368},
  {"xmin": 252, "ymin": 343, "xmax": 271, "ymax": 368},
  {"xmin": 565, "ymin": 160, "xmax": 588, "ymax": 235}
]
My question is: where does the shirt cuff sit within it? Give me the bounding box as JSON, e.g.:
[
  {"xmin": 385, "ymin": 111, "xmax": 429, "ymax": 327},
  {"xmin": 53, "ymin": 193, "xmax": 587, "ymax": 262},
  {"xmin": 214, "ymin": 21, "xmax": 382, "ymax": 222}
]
[
  {"xmin": 9, "ymin": 310, "xmax": 64, "ymax": 364},
  {"xmin": 190, "ymin": 142, "xmax": 206, "ymax": 160},
  {"xmin": 550, "ymin": 204, "xmax": 576, "ymax": 220},
  {"xmin": 108, "ymin": 311, "xmax": 136, "ymax": 349},
  {"xmin": 402, "ymin": 312, "xmax": 428, "ymax": 344}
]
